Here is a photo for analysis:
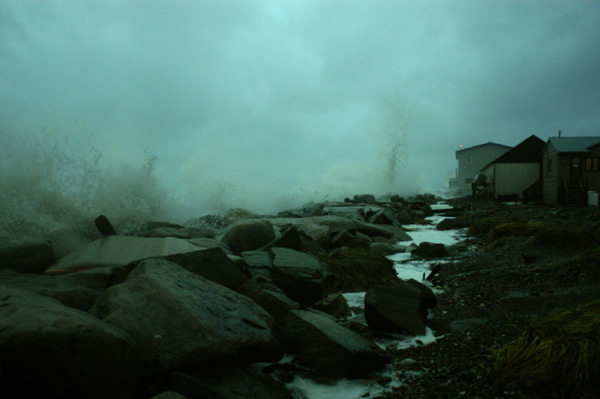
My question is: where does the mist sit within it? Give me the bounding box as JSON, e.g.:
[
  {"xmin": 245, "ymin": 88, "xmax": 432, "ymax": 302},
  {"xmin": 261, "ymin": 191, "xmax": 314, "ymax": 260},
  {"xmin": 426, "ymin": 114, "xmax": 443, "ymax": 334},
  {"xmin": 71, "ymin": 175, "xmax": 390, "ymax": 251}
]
[{"xmin": 2, "ymin": 0, "xmax": 600, "ymax": 238}]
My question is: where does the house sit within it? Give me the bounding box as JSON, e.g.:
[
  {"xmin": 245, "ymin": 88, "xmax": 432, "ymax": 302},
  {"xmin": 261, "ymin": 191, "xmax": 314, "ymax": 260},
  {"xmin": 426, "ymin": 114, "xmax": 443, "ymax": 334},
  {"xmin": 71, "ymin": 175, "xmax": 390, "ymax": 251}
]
[
  {"xmin": 455, "ymin": 142, "xmax": 512, "ymax": 193},
  {"xmin": 480, "ymin": 135, "xmax": 546, "ymax": 201},
  {"xmin": 542, "ymin": 136, "xmax": 600, "ymax": 206}
]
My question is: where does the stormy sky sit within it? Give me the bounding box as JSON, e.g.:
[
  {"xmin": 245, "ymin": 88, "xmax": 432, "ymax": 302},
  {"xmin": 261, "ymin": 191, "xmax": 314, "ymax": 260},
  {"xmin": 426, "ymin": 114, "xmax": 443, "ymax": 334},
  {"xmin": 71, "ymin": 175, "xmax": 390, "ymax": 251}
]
[{"xmin": 2, "ymin": 0, "xmax": 600, "ymax": 216}]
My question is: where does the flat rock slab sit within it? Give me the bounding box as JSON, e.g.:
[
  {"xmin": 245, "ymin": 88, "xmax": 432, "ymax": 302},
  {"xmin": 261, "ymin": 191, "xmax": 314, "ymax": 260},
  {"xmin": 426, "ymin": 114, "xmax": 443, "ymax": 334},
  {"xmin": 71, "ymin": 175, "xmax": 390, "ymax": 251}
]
[{"xmin": 47, "ymin": 236, "xmax": 202, "ymax": 272}]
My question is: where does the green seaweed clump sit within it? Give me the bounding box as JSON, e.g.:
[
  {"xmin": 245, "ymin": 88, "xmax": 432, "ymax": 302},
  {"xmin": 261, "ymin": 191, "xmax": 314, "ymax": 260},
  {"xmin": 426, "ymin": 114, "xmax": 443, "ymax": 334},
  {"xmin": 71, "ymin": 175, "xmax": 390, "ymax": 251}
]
[
  {"xmin": 489, "ymin": 300, "xmax": 600, "ymax": 398},
  {"xmin": 322, "ymin": 247, "xmax": 400, "ymax": 292},
  {"xmin": 467, "ymin": 215, "xmax": 526, "ymax": 236}
]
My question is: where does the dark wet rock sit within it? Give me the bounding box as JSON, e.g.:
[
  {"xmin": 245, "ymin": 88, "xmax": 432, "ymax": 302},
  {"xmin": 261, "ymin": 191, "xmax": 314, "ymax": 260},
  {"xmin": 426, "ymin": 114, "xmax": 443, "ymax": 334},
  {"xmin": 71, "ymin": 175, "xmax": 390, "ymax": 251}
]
[
  {"xmin": 0, "ymin": 240, "xmax": 54, "ymax": 274},
  {"xmin": 368, "ymin": 207, "xmax": 402, "ymax": 227},
  {"xmin": 370, "ymin": 242, "xmax": 402, "ymax": 256},
  {"xmin": 412, "ymin": 242, "xmax": 448, "ymax": 258},
  {"xmin": 237, "ymin": 275, "xmax": 300, "ymax": 319},
  {"xmin": 160, "ymin": 247, "xmax": 248, "ymax": 290},
  {"xmin": 0, "ymin": 266, "xmax": 127, "ymax": 311},
  {"xmin": 137, "ymin": 227, "xmax": 191, "ymax": 239},
  {"xmin": 270, "ymin": 247, "xmax": 326, "ymax": 307},
  {"xmin": 302, "ymin": 201, "xmax": 325, "ymax": 216},
  {"xmin": 260, "ymin": 225, "xmax": 306, "ymax": 252},
  {"xmin": 95, "ymin": 214, "xmax": 118, "ymax": 236},
  {"xmin": 312, "ymin": 293, "xmax": 352, "ymax": 319},
  {"xmin": 436, "ymin": 217, "xmax": 471, "ymax": 231},
  {"xmin": 221, "ymin": 219, "xmax": 276, "ymax": 255},
  {"xmin": 89, "ymin": 258, "xmax": 281, "ymax": 375},
  {"xmin": 186, "ymin": 237, "xmax": 231, "ymax": 252},
  {"xmin": 365, "ymin": 280, "xmax": 437, "ymax": 336},
  {"xmin": 241, "ymin": 250, "xmax": 272, "ymax": 278},
  {"xmin": 165, "ymin": 367, "xmax": 294, "ymax": 399},
  {"xmin": 277, "ymin": 309, "xmax": 389, "ymax": 379},
  {"xmin": 277, "ymin": 208, "xmax": 304, "ymax": 218},
  {"xmin": 352, "ymin": 194, "xmax": 377, "ymax": 204},
  {"xmin": 329, "ymin": 228, "xmax": 371, "ymax": 249},
  {"xmin": 149, "ymin": 392, "xmax": 187, "ymax": 399},
  {"xmin": 0, "ymin": 287, "xmax": 140, "ymax": 399}
]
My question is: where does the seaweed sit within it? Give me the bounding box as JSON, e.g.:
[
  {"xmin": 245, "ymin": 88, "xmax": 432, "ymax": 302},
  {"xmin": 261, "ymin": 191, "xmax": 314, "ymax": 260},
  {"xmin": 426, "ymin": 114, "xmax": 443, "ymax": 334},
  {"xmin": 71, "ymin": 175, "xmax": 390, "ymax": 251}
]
[
  {"xmin": 489, "ymin": 300, "xmax": 600, "ymax": 398},
  {"xmin": 322, "ymin": 247, "xmax": 400, "ymax": 292}
]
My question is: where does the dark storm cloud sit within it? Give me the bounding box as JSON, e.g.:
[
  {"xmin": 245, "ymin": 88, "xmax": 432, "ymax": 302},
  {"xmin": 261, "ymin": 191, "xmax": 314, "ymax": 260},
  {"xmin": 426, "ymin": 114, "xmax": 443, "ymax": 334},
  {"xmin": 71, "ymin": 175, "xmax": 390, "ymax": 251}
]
[{"xmin": 1, "ymin": 0, "xmax": 600, "ymax": 213}]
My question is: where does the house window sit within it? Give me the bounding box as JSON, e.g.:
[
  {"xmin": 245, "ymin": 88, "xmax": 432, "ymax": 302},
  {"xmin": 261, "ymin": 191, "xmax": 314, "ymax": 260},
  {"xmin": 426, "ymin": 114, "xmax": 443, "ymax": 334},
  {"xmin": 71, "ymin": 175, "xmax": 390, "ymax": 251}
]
[
  {"xmin": 587, "ymin": 157, "xmax": 600, "ymax": 172},
  {"xmin": 466, "ymin": 157, "xmax": 472, "ymax": 165},
  {"xmin": 547, "ymin": 159, "xmax": 552, "ymax": 174}
]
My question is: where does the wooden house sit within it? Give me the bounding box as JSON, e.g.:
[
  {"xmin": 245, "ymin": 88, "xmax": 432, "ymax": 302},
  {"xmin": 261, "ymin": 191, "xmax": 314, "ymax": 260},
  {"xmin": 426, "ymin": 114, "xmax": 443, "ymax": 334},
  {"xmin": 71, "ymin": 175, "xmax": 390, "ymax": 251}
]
[
  {"xmin": 455, "ymin": 142, "xmax": 512, "ymax": 194},
  {"xmin": 542, "ymin": 136, "xmax": 600, "ymax": 206},
  {"xmin": 480, "ymin": 135, "xmax": 546, "ymax": 201}
]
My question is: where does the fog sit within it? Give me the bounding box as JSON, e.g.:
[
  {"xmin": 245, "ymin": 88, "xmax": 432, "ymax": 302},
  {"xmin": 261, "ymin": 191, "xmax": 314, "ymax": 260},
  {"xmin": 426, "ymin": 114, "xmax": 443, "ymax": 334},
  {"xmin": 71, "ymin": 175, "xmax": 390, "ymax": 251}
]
[{"xmin": 2, "ymin": 1, "xmax": 600, "ymax": 237}]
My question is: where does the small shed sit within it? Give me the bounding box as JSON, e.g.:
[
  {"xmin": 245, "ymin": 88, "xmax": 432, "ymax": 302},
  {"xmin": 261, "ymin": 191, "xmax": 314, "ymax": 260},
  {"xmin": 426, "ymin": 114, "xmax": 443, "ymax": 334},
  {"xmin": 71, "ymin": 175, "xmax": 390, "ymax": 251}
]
[{"xmin": 480, "ymin": 135, "xmax": 545, "ymax": 201}]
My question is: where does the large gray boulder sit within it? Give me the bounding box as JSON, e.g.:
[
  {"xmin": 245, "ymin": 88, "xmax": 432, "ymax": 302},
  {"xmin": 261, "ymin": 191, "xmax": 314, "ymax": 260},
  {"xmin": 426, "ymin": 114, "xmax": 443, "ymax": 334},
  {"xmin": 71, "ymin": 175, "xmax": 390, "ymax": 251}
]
[
  {"xmin": 0, "ymin": 240, "xmax": 54, "ymax": 274},
  {"xmin": 221, "ymin": 219, "xmax": 276, "ymax": 255},
  {"xmin": 277, "ymin": 310, "xmax": 389, "ymax": 379},
  {"xmin": 364, "ymin": 280, "xmax": 437, "ymax": 336},
  {"xmin": 0, "ymin": 287, "xmax": 140, "ymax": 398},
  {"xmin": 241, "ymin": 250, "xmax": 272, "ymax": 278},
  {"xmin": 89, "ymin": 259, "xmax": 281, "ymax": 375},
  {"xmin": 412, "ymin": 242, "xmax": 448, "ymax": 258},
  {"xmin": 237, "ymin": 276, "xmax": 299, "ymax": 319},
  {"xmin": 0, "ymin": 266, "xmax": 128, "ymax": 311},
  {"xmin": 160, "ymin": 247, "xmax": 248, "ymax": 289},
  {"xmin": 270, "ymin": 247, "xmax": 325, "ymax": 307},
  {"xmin": 47, "ymin": 235, "xmax": 202, "ymax": 272},
  {"xmin": 166, "ymin": 367, "xmax": 294, "ymax": 399}
]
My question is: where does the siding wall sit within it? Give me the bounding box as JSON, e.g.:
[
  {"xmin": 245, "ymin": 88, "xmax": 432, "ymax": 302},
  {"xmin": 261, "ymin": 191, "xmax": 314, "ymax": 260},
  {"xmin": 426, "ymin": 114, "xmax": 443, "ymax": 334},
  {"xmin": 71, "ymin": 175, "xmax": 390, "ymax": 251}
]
[
  {"xmin": 495, "ymin": 163, "xmax": 540, "ymax": 198},
  {"xmin": 543, "ymin": 144, "xmax": 558, "ymax": 204},
  {"xmin": 456, "ymin": 145, "xmax": 511, "ymax": 192}
]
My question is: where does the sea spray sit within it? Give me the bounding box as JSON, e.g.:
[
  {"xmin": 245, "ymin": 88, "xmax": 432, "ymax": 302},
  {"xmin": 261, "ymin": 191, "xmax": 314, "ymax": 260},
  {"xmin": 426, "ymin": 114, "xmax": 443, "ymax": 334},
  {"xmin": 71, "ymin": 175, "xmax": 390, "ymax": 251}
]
[{"xmin": 0, "ymin": 130, "xmax": 170, "ymax": 240}]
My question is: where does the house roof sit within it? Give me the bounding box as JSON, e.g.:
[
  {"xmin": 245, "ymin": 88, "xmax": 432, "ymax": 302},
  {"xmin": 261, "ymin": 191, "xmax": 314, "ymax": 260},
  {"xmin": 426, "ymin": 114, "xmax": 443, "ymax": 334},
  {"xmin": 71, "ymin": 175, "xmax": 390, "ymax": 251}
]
[
  {"xmin": 486, "ymin": 135, "xmax": 546, "ymax": 165},
  {"xmin": 547, "ymin": 136, "xmax": 600, "ymax": 153},
  {"xmin": 455, "ymin": 141, "xmax": 511, "ymax": 155}
]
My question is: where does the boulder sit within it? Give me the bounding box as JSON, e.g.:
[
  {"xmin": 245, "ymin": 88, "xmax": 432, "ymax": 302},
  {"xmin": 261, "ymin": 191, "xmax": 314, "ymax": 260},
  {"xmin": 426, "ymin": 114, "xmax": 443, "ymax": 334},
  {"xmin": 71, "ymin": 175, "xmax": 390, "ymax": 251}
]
[
  {"xmin": 369, "ymin": 242, "xmax": 402, "ymax": 257},
  {"xmin": 89, "ymin": 259, "xmax": 281, "ymax": 375},
  {"xmin": 352, "ymin": 194, "xmax": 376, "ymax": 204},
  {"xmin": 260, "ymin": 225, "xmax": 305, "ymax": 252},
  {"xmin": 221, "ymin": 219, "xmax": 276, "ymax": 255},
  {"xmin": 165, "ymin": 367, "xmax": 294, "ymax": 399},
  {"xmin": 0, "ymin": 266, "xmax": 128, "ymax": 311},
  {"xmin": 46, "ymin": 235, "xmax": 202, "ymax": 273},
  {"xmin": 368, "ymin": 207, "xmax": 401, "ymax": 227},
  {"xmin": 241, "ymin": 250, "xmax": 272, "ymax": 278},
  {"xmin": 186, "ymin": 237, "xmax": 230, "ymax": 252},
  {"xmin": 270, "ymin": 247, "xmax": 325, "ymax": 307},
  {"xmin": 0, "ymin": 287, "xmax": 140, "ymax": 398},
  {"xmin": 237, "ymin": 276, "xmax": 299, "ymax": 319},
  {"xmin": 302, "ymin": 201, "xmax": 324, "ymax": 216},
  {"xmin": 329, "ymin": 229, "xmax": 370, "ymax": 250},
  {"xmin": 436, "ymin": 217, "xmax": 471, "ymax": 231},
  {"xmin": 160, "ymin": 247, "xmax": 248, "ymax": 289},
  {"xmin": 0, "ymin": 240, "xmax": 54, "ymax": 274},
  {"xmin": 277, "ymin": 310, "xmax": 389, "ymax": 379},
  {"xmin": 137, "ymin": 227, "xmax": 191, "ymax": 239},
  {"xmin": 312, "ymin": 293, "xmax": 352, "ymax": 319},
  {"xmin": 364, "ymin": 280, "xmax": 437, "ymax": 336},
  {"xmin": 412, "ymin": 242, "xmax": 448, "ymax": 258}
]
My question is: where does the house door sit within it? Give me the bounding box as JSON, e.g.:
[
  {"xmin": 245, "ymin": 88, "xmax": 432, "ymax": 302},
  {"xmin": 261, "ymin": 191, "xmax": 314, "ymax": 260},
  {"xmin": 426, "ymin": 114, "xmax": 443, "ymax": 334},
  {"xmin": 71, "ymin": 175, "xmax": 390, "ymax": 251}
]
[{"xmin": 570, "ymin": 157, "xmax": 582, "ymax": 183}]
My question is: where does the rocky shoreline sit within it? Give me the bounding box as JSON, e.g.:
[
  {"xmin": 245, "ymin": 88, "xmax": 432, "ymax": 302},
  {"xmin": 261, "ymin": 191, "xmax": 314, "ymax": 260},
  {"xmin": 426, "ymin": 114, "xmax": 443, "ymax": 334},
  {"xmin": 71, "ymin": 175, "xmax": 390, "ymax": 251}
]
[{"xmin": 2, "ymin": 194, "xmax": 599, "ymax": 399}]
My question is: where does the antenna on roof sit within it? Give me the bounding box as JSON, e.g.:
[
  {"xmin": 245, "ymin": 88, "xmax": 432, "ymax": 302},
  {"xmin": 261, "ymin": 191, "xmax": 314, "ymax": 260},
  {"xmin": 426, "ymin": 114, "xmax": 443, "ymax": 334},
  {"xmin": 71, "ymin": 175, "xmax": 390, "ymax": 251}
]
[{"xmin": 558, "ymin": 130, "xmax": 562, "ymax": 138}]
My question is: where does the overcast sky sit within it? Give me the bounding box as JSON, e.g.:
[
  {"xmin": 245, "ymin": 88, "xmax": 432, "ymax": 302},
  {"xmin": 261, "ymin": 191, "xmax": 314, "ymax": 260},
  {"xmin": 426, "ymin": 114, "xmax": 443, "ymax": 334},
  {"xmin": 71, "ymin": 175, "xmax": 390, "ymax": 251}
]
[{"xmin": 2, "ymin": 0, "xmax": 600, "ymax": 215}]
